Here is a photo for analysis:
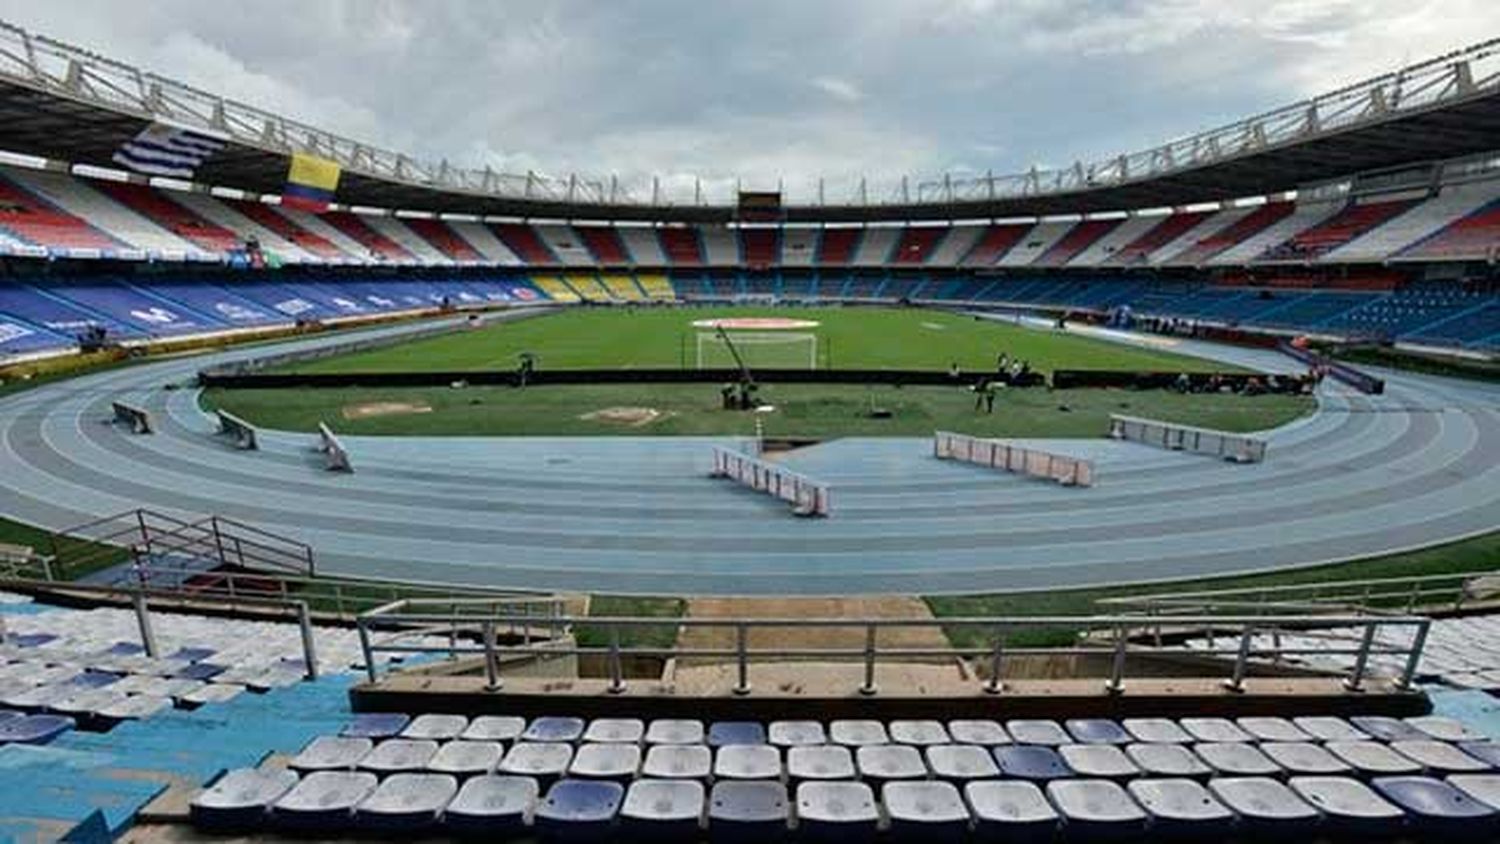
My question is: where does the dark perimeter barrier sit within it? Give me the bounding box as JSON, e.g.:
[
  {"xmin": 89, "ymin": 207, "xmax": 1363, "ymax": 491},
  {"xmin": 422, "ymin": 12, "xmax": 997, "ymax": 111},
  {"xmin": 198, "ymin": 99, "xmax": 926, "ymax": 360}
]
[
  {"xmin": 1278, "ymin": 341, "xmax": 1386, "ymax": 395},
  {"xmin": 111, "ymin": 401, "xmax": 153, "ymax": 434},
  {"xmin": 215, "ymin": 409, "xmax": 259, "ymax": 450},
  {"xmin": 317, "ymin": 422, "xmax": 353, "ymax": 473}
]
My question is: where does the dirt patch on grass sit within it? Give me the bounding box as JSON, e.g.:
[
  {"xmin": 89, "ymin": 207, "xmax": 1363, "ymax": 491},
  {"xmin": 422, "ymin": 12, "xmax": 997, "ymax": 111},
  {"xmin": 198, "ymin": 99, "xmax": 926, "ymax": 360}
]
[
  {"xmin": 342, "ymin": 401, "xmax": 433, "ymax": 420},
  {"xmin": 677, "ymin": 596, "xmax": 948, "ymax": 664},
  {"xmin": 579, "ymin": 406, "xmax": 672, "ymax": 427}
]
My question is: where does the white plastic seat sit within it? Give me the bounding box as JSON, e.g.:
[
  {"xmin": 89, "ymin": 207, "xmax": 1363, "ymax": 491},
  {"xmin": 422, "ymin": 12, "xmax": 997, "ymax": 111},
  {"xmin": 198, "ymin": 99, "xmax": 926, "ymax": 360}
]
[
  {"xmin": 1294, "ymin": 716, "xmax": 1370, "ymax": 741},
  {"xmin": 1125, "ymin": 743, "xmax": 1211, "ymax": 778},
  {"xmin": 1194, "ymin": 742, "xmax": 1282, "ymax": 777},
  {"xmin": 1209, "ymin": 777, "xmax": 1320, "ymax": 834},
  {"xmin": 191, "ymin": 768, "xmax": 299, "ymax": 830},
  {"xmin": 401, "ymin": 714, "xmax": 468, "ymax": 741},
  {"xmin": 1005, "ymin": 719, "xmax": 1070, "ymax": 746},
  {"xmin": 1391, "ymin": 740, "xmax": 1492, "ymax": 774},
  {"xmin": 1327, "ymin": 740, "xmax": 1425, "ymax": 776},
  {"xmin": 714, "ymin": 744, "xmax": 781, "ymax": 780},
  {"xmin": 1128, "ymin": 778, "xmax": 1234, "ymax": 836},
  {"xmin": 829, "ymin": 719, "xmax": 888, "ymax": 747},
  {"xmin": 569, "ymin": 743, "xmax": 642, "ymax": 780},
  {"xmin": 621, "ymin": 779, "xmax": 704, "ymax": 839},
  {"xmin": 1179, "ymin": 718, "xmax": 1252, "ymax": 743},
  {"xmin": 964, "ymin": 780, "xmax": 1057, "ymax": 839},
  {"xmin": 1262, "ymin": 741, "xmax": 1354, "ymax": 775},
  {"xmin": 889, "ymin": 719, "xmax": 949, "ymax": 746},
  {"xmin": 1122, "ymin": 718, "xmax": 1192, "ymax": 744},
  {"xmin": 583, "ymin": 718, "xmax": 644, "ymax": 744},
  {"xmin": 646, "ymin": 718, "xmax": 705, "ymax": 745},
  {"xmin": 856, "ymin": 744, "xmax": 926, "ymax": 782},
  {"xmin": 925, "ymin": 744, "xmax": 999, "ymax": 781},
  {"xmin": 460, "ymin": 715, "xmax": 525, "ymax": 743},
  {"xmin": 1058, "ymin": 744, "xmax": 1139, "ymax": 779},
  {"xmin": 1237, "ymin": 716, "xmax": 1312, "ymax": 742},
  {"xmin": 882, "ymin": 781, "xmax": 969, "ymax": 838},
  {"xmin": 708, "ymin": 780, "xmax": 788, "ymax": 840},
  {"xmin": 796, "ymin": 781, "xmax": 878, "ymax": 838},
  {"xmin": 1406, "ymin": 716, "xmax": 1487, "ymax": 742},
  {"xmin": 1045, "ymin": 779, "xmax": 1148, "ymax": 837},
  {"xmin": 642, "ymin": 744, "xmax": 712, "ymax": 780},
  {"xmin": 427, "ymin": 741, "xmax": 503, "ymax": 777},
  {"xmin": 768, "ymin": 720, "xmax": 826, "ymax": 747},
  {"xmin": 947, "ymin": 719, "xmax": 1008, "ymax": 746},
  {"xmin": 1448, "ymin": 773, "xmax": 1500, "ymax": 810},
  {"xmin": 355, "ymin": 773, "xmax": 457, "ymax": 830},
  {"xmin": 290, "ymin": 736, "xmax": 373, "ymax": 772},
  {"xmin": 273, "ymin": 771, "xmax": 378, "ymax": 830},
  {"xmin": 786, "ymin": 745, "xmax": 855, "ymax": 782},
  {"xmin": 443, "ymin": 775, "xmax": 537, "ymax": 834},
  {"xmin": 498, "ymin": 742, "xmax": 573, "ymax": 780},
  {"xmin": 1290, "ymin": 776, "xmax": 1406, "ymax": 837},
  {"xmin": 358, "ymin": 738, "xmax": 439, "ymax": 774}
]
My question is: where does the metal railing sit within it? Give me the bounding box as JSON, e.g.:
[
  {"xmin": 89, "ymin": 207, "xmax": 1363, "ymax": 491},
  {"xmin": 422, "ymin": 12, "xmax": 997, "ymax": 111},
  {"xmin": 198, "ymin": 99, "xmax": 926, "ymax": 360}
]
[
  {"xmin": 1100, "ymin": 571, "xmax": 1500, "ymax": 617},
  {"xmin": 0, "ymin": 18, "xmax": 1495, "ymax": 209},
  {"xmin": 50, "ymin": 508, "xmax": 316, "ymax": 580},
  {"xmin": 356, "ymin": 601, "xmax": 1432, "ymax": 696}
]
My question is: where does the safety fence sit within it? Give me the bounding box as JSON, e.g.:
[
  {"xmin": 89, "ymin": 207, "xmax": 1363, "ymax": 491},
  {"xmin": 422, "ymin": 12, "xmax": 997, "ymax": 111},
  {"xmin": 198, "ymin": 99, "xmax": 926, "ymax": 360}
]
[
  {"xmin": 1108, "ymin": 414, "xmax": 1267, "ymax": 463},
  {"xmin": 710, "ymin": 446, "xmax": 830, "ymax": 517},
  {"xmin": 318, "ymin": 422, "xmax": 353, "ymax": 472},
  {"xmin": 356, "ymin": 601, "xmax": 1432, "ymax": 697},
  {"xmin": 934, "ymin": 430, "xmax": 1094, "ymax": 487}
]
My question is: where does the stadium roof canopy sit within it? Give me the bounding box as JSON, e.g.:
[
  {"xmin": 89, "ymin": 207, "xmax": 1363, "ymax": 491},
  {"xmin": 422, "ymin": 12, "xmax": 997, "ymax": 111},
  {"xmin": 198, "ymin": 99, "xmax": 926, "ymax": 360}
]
[{"xmin": 0, "ymin": 20, "xmax": 1497, "ymax": 223}]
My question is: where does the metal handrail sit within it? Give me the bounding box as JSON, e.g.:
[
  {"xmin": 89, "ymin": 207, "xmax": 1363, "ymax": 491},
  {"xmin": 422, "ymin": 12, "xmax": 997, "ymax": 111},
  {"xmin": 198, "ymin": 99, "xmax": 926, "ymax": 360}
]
[
  {"xmin": 355, "ymin": 607, "xmax": 1431, "ymax": 697},
  {"xmin": 1100, "ymin": 570, "xmax": 1500, "ymax": 615}
]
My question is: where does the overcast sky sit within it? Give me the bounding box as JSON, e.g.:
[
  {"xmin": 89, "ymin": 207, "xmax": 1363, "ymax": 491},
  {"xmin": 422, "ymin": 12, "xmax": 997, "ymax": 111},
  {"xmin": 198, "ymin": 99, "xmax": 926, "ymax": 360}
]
[{"xmin": 1, "ymin": 1, "xmax": 1496, "ymax": 201}]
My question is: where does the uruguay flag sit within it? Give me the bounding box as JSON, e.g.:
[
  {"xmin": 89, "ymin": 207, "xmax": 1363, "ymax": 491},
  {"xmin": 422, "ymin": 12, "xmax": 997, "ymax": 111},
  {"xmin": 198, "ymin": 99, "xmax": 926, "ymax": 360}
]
[{"xmin": 111, "ymin": 122, "xmax": 226, "ymax": 179}]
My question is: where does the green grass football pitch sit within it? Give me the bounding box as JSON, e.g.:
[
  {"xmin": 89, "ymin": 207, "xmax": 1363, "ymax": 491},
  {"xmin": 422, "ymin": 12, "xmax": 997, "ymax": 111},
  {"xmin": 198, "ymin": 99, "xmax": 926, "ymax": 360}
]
[{"xmin": 281, "ymin": 306, "xmax": 1245, "ymax": 374}]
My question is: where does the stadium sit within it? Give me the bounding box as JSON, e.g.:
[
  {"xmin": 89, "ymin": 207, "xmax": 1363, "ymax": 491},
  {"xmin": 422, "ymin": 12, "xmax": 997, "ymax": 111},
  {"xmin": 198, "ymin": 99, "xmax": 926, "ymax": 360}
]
[{"xmin": 2, "ymin": 7, "xmax": 1500, "ymax": 840}]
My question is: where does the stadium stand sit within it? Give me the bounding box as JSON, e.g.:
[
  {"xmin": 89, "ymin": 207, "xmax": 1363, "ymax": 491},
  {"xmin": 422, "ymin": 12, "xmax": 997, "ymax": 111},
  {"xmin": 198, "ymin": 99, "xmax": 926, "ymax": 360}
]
[
  {"xmin": 958, "ymin": 223, "xmax": 1031, "ymax": 266},
  {"xmin": 562, "ymin": 273, "xmax": 611, "ymax": 302},
  {"xmin": 738, "ymin": 227, "xmax": 780, "ymax": 268},
  {"xmin": 319, "ymin": 211, "xmax": 414, "ymax": 262},
  {"xmin": 616, "ymin": 225, "xmax": 668, "ymax": 266},
  {"xmin": 633, "ymin": 272, "xmax": 676, "ymax": 300},
  {"xmin": 90, "ymin": 181, "xmax": 242, "ymax": 256},
  {"xmin": 226, "ymin": 199, "xmax": 349, "ymax": 262},
  {"xmin": 997, "ymin": 220, "xmax": 1074, "ymax": 266},
  {"xmin": 402, "ymin": 217, "xmax": 483, "ymax": 263},
  {"xmin": 1260, "ymin": 197, "xmax": 1422, "ymax": 262},
  {"xmin": 363, "ymin": 215, "xmax": 449, "ymax": 264},
  {"xmin": 815, "ymin": 227, "xmax": 861, "ymax": 265},
  {"xmin": 1399, "ymin": 198, "xmax": 1500, "ymax": 261},
  {"xmin": 599, "ymin": 274, "xmax": 646, "ymax": 301},
  {"xmin": 1067, "ymin": 213, "xmax": 1162, "ymax": 266},
  {"xmin": 1210, "ymin": 201, "xmax": 1341, "ymax": 265},
  {"xmin": 778, "ymin": 227, "xmax": 817, "ymax": 267},
  {"xmin": 1167, "ymin": 203, "xmax": 1293, "ymax": 265},
  {"xmin": 659, "ymin": 226, "xmax": 705, "ymax": 266},
  {"xmin": 1033, "ymin": 217, "xmax": 1121, "ymax": 267},
  {"xmin": 445, "ymin": 220, "xmax": 523, "ymax": 264},
  {"xmin": 493, "ymin": 223, "xmax": 560, "ymax": 265},
  {"xmin": 529, "ymin": 274, "xmax": 582, "ymax": 303},
  {"xmin": 889, "ymin": 225, "xmax": 947, "ymax": 266},
  {"xmin": 0, "ymin": 170, "xmax": 123, "ymax": 254},
  {"xmin": 6, "ymin": 168, "xmax": 199, "ymax": 258},
  {"xmin": 575, "ymin": 225, "xmax": 630, "ymax": 265},
  {"xmin": 851, "ymin": 226, "xmax": 901, "ymax": 267},
  {"xmin": 534, "ymin": 223, "xmax": 596, "ymax": 266},
  {"xmin": 699, "ymin": 226, "xmax": 740, "ymax": 266}
]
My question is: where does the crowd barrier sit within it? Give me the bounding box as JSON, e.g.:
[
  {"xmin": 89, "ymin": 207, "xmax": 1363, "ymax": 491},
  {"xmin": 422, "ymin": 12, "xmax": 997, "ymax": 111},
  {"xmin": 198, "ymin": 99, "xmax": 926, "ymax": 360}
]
[
  {"xmin": 110, "ymin": 401, "xmax": 153, "ymax": 435},
  {"xmin": 933, "ymin": 430, "xmax": 1094, "ymax": 487},
  {"xmin": 215, "ymin": 409, "xmax": 259, "ymax": 450},
  {"xmin": 1108, "ymin": 414, "xmax": 1267, "ymax": 462},
  {"xmin": 1278, "ymin": 341, "xmax": 1386, "ymax": 395},
  {"xmin": 317, "ymin": 421, "xmax": 352, "ymax": 472},
  {"xmin": 710, "ymin": 446, "xmax": 830, "ymax": 517}
]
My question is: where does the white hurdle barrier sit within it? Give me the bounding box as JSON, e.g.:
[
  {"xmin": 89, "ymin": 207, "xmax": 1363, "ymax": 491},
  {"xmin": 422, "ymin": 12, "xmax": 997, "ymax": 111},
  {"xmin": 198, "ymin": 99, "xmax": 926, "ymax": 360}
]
[
  {"xmin": 111, "ymin": 401, "xmax": 153, "ymax": 434},
  {"xmin": 933, "ymin": 430, "xmax": 1094, "ymax": 487},
  {"xmin": 710, "ymin": 446, "xmax": 830, "ymax": 517},
  {"xmin": 317, "ymin": 421, "xmax": 353, "ymax": 472},
  {"xmin": 215, "ymin": 409, "xmax": 259, "ymax": 450},
  {"xmin": 1108, "ymin": 414, "xmax": 1267, "ymax": 463}
]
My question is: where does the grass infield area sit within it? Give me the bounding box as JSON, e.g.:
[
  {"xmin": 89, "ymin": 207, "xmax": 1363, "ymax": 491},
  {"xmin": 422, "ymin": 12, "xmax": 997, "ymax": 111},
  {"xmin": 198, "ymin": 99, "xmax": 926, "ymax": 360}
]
[{"xmin": 206, "ymin": 306, "xmax": 1312, "ymax": 437}]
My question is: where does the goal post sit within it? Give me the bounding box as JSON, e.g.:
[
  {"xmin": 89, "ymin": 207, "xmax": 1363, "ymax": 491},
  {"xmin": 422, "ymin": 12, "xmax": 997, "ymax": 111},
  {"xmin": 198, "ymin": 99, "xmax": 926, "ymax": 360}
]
[{"xmin": 696, "ymin": 331, "xmax": 819, "ymax": 370}]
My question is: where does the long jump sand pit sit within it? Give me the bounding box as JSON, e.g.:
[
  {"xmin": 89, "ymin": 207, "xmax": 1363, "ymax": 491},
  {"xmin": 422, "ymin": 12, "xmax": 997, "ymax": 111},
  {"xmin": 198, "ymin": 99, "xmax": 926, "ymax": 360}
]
[
  {"xmin": 578, "ymin": 406, "xmax": 672, "ymax": 427},
  {"xmin": 341, "ymin": 401, "xmax": 433, "ymax": 420}
]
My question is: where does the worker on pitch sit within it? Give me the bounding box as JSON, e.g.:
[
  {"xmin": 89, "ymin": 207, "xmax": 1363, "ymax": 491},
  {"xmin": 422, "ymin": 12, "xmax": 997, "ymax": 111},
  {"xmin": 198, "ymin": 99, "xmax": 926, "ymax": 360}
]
[{"xmin": 973, "ymin": 377, "xmax": 998, "ymax": 414}]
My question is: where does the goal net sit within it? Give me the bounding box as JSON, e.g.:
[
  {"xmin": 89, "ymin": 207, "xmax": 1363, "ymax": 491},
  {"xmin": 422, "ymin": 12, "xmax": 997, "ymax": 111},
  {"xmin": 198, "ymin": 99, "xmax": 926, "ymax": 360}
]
[{"xmin": 696, "ymin": 332, "xmax": 818, "ymax": 370}]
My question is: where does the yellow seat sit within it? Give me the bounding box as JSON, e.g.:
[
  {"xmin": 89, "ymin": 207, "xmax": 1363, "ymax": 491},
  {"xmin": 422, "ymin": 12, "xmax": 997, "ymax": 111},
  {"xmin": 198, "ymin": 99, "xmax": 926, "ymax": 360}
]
[{"xmin": 530, "ymin": 275, "xmax": 581, "ymax": 303}]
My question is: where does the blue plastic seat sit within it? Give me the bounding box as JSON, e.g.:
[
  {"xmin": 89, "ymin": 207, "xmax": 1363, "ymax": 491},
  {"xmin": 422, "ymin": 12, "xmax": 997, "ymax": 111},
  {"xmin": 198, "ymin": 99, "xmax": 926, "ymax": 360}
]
[
  {"xmin": 1005, "ymin": 719, "xmax": 1070, "ymax": 746},
  {"xmin": 191, "ymin": 767, "xmax": 299, "ymax": 831},
  {"xmin": 1045, "ymin": 779, "xmax": 1148, "ymax": 839},
  {"xmin": 855, "ymin": 744, "xmax": 926, "ymax": 782},
  {"xmin": 443, "ymin": 775, "xmax": 538, "ymax": 835},
  {"xmin": 947, "ymin": 719, "xmax": 1009, "ymax": 746},
  {"xmin": 708, "ymin": 781, "xmax": 788, "ymax": 842},
  {"xmin": 1194, "ymin": 742, "xmax": 1282, "ymax": 777},
  {"xmin": 889, "ymin": 720, "xmax": 949, "ymax": 746},
  {"xmin": 993, "ymin": 745, "xmax": 1072, "ymax": 781},
  {"xmin": 882, "ymin": 781, "xmax": 969, "ymax": 842},
  {"xmin": 796, "ymin": 781, "xmax": 879, "ymax": 842},
  {"xmin": 1290, "ymin": 775, "xmax": 1406, "ymax": 838},
  {"xmin": 272, "ymin": 771, "xmax": 378, "ymax": 830},
  {"xmin": 829, "ymin": 719, "xmax": 888, "ymax": 747},
  {"xmin": 355, "ymin": 772, "xmax": 457, "ymax": 831},
  {"xmin": 1128, "ymin": 778, "xmax": 1234, "ymax": 839},
  {"xmin": 523, "ymin": 716, "xmax": 587, "ymax": 743},
  {"xmin": 1058, "ymin": 744, "xmax": 1140, "ymax": 779},
  {"xmin": 708, "ymin": 721, "xmax": 766, "ymax": 747},
  {"xmin": 1125, "ymin": 744, "xmax": 1211, "ymax": 779},
  {"xmin": 621, "ymin": 779, "xmax": 704, "ymax": 840},
  {"xmin": 534, "ymin": 779, "xmax": 624, "ymax": 842},
  {"xmin": 341, "ymin": 712, "xmax": 410, "ymax": 739},
  {"xmin": 646, "ymin": 719, "xmax": 705, "ymax": 745},
  {"xmin": 714, "ymin": 744, "xmax": 781, "ymax": 780},
  {"xmin": 1066, "ymin": 719, "xmax": 1131, "ymax": 745},
  {"xmin": 964, "ymin": 780, "xmax": 1058, "ymax": 842},
  {"xmin": 461, "ymin": 715, "xmax": 526, "ymax": 743},
  {"xmin": 1351, "ymin": 715, "xmax": 1428, "ymax": 742},
  {"xmin": 175, "ymin": 663, "xmax": 225, "ymax": 682},
  {"xmin": 1373, "ymin": 776, "xmax": 1499, "ymax": 837},
  {"xmin": 1460, "ymin": 742, "xmax": 1500, "ymax": 769},
  {"xmin": 1122, "ymin": 718, "xmax": 1192, "ymax": 744},
  {"xmin": 925, "ymin": 744, "xmax": 999, "ymax": 781},
  {"xmin": 68, "ymin": 671, "xmax": 122, "ymax": 689},
  {"xmin": 170, "ymin": 646, "xmax": 216, "ymax": 662},
  {"xmin": 642, "ymin": 744, "xmax": 712, "ymax": 779},
  {"xmin": 0, "ymin": 713, "xmax": 73, "ymax": 745},
  {"xmin": 1209, "ymin": 777, "xmax": 1320, "ymax": 835},
  {"xmin": 787, "ymin": 745, "xmax": 855, "ymax": 782}
]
